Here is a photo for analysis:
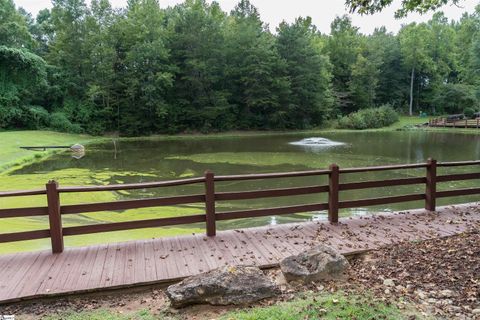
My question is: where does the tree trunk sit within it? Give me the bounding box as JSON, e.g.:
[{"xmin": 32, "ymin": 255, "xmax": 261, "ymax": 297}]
[{"xmin": 409, "ymin": 66, "xmax": 415, "ymax": 116}]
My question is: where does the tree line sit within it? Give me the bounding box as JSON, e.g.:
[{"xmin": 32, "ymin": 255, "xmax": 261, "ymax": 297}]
[{"xmin": 1, "ymin": 0, "xmax": 479, "ymax": 135}]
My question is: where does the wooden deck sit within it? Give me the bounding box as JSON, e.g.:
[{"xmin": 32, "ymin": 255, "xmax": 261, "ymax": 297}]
[
  {"xmin": 0, "ymin": 203, "xmax": 479, "ymax": 304},
  {"xmin": 429, "ymin": 118, "xmax": 480, "ymax": 128}
]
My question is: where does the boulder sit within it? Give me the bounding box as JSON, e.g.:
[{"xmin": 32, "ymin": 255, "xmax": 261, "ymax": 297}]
[
  {"xmin": 280, "ymin": 245, "xmax": 349, "ymax": 283},
  {"xmin": 166, "ymin": 265, "xmax": 280, "ymax": 308}
]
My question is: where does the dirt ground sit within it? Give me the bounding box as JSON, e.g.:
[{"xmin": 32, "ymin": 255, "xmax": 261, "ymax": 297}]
[{"xmin": 1, "ymin": 231, "xmax": 478, "ymax": 320}]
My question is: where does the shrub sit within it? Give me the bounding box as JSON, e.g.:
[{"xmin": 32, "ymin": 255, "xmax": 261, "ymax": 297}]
[
  {"xmin": 464, "ymin": 107, "xmax": 475, "ymax": 119},
  {"xmin": 337, "ymin": 105, "xmax": 399, "ymax": 129},
  {"xmin": 26, "ymin": 106, "xmax": 50, "ymax": 129},
  {"xmin": 49, "ymin": 112, "xmax": 83, "ymax": 133},
  {"xmin": 377, "ymin": 104, "xmax": 399, "ymax": 125}
]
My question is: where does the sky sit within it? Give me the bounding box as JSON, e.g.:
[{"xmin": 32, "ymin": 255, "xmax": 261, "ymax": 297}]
[{"xmin": 14, "ymin": 0, "xmax": 480, "ymax": 34}]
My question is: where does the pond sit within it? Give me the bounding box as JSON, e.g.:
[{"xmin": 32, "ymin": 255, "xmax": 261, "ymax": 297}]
[{"xmin": 2, "ymin": 131, "xmax": 480, "ymax": 252}]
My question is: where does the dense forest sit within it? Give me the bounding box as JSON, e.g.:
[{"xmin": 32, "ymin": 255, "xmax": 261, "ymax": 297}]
[{"xmin": 1, "ymin": 0, "xmax": 480, "ymax": 135}]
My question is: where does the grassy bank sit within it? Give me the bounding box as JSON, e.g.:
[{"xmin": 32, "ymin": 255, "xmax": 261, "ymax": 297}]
[
  {"xmin": 0, "ymin": 130, "xmax": 99, "ymax": 173},
  {"xmin": 219, "ymin": 292, "xmax": 405, "ymax": 320}
]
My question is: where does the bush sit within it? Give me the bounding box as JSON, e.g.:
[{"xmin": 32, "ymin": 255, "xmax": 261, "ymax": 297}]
[
  {"xmin": 464, "ymin": 107, "xmax": 475, "ymax": 119},
  {"xmin": 337, "ymin": 105, "xmax": 399, "ymax": 129},
  {"xmin": 49, "ymin": 112, "xmax": 83, "ymax": 133},
  {"xmin": 26, "ymin": 106, "xmax": 50, "ymax": 129}
]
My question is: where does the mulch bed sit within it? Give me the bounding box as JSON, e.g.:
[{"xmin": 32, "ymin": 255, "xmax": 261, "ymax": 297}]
[{"xmin": 341, "ymin": 230, "xmax": 479, "ymax": 319}]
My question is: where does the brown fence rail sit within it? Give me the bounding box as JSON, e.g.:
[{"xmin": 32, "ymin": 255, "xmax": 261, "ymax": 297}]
[
  {"xmin": 429, "ymin": 117, "xmax": 480, "ymax": 128},
  {"xmin": 1, "ymin": 159, "xmax": 479, "ymax": 253}
]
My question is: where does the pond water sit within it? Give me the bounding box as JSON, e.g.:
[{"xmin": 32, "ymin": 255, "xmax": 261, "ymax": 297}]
[{"xmin": 2, "ymin": 131, "xmax": 480, "ymax": 252}]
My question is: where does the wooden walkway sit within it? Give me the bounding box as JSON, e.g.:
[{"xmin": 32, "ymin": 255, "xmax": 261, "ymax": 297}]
[
  {"xmin": 429, "ymin": 118, "xmax": 480, "ymax": 128},
  {"xmin": 0, "ymin": 203, "xmax": 479, "ymax": 304}
]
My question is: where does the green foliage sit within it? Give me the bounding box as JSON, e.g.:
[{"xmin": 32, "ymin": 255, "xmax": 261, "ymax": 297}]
[
  {"xmin": 370, "ymin": 27, "xmax": 407, "ymax": 109},
  {"xmin": 224, "ymin": 0, "xmax": 290, "ymax": 129},
  {"xmin": 326, "ymin": 16, "xmax": 360, "ymax": 113},
  {"xmin": 276, "ymin": 17, "xmax": 334, "ymax": 128},
  {"xmin": 337, "ymin": 105, "xmax": 399, "ymax": 129},
  {"xmin": 432, "ymin": 83, "xmax": 478, "ymax": 114},
  {"xmin": 346, "ymin": 0, "xmax": 463, "ymax": 18},
  {"xmin": 0, "ymin": 46, "xmax": 48, "ymax": 128},
  {"xmin": 49, "ymin": 112, "xmax": 83, "ymax": 133},
  {"xmin": 24, "ymin": 105, "xmax": 50, "ymax": 128},
  {"xmin": 0, "ymin": 0, "xmax": 34, "ymax": 47},
  {"xmin": 348, "ymin": 52, "xmax": 380, "ymax": 109},
  {"xmin": 1, "ymin": 0, "xmax": 480, "ymax": 134},
  {"xmin": 464, "ymin": 107, "xmax": 476, "ymax": 119},
  {"xmin": 0, "ymin": 46, "xmax": 46, "ymax": 89},
  {"xmin": 165, "ymin": 0, "xmax": 231, "ymax": 133}
]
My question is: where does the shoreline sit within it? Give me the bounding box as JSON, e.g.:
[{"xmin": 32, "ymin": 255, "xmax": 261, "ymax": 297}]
[{"xmin": 2, "ymin": 117, "xmax": 479, "ymax": 175}]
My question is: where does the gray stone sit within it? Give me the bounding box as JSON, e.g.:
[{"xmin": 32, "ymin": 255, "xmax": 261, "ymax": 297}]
[
  {"xmin": 279, "ymin": 245, "xmax": 349, "ymax": 283},
  {"xmin": 166, "ymin": 265, "xmax": 279, "ymax": 308},
  {"xmin": 383, "ymin": 279, "xmax": 395, "ymax": 287}
]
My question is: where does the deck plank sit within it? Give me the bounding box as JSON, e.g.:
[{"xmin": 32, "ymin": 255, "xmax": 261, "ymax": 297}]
[
  {"xmin": 35, "ymin": 250, "xmax": 71, "ymax": 296},
  {"xmin": 62, "ymin": 246, "xmax": 93, "ymax": 293},
  {"xmin": 1, "ymin": 252, "xmax": 41, "ymax": 301},
  {"xmin": 0, "ymin": 203, "xmax": 478, "ymax": 304},
  {"xmin": 72, "ymin": 246, "xmax": 101, "ymax": 291},
  {"xmin": 143, "ymin": 240, "xmax": 157, "ymax": 283},
  {"xmin": 162, "ymin": 237, "xmax": 189, "ymax": 278},
  {"xmin": 11, "ymin": 252, "xmax": 49, "ymax": 300},
  {"xmin": 85, "ymin": 245, "xmax": 108, "ymax": 290},
  {"xmin": 134, "ymin": 240, "xmax": 146, "ymax": 284},
  {"xmin": 100, "ymin": 243, "xmax": 119, "ymax": 288},
  {"xmin": 151, "ymin": 238, "xmax": 172, "ymax": 280},
  {"xmin": 18, "ymin": 252, "xmax": 59, "ymax": 299},
  {"xmin": 123, "ymin": 242, "xmax": 137, "ymax": 286}
]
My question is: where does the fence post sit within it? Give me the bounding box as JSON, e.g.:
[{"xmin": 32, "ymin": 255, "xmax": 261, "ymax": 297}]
[
  {"xmin": 328, "ymin": 164, "xmax": 339, "ymax": 223},
  {"xmin": 46, "ymin": 180, "xmax": 64, "ymax": 253},
  {"xmin": 425, "ymin": 158, "xmax": 437, "ymax": 212},
  {"xmin": 204, "ymin": 171, "xmax": 216, "ymax": 236}
]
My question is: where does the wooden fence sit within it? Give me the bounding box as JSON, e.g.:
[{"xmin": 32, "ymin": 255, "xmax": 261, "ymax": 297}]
[
  {"xmin": 429, "ymin": 117, "xmax": 480, "ymax": 128},
  {"xmin": 1, "ymin": 159, "xmax": 479, "ymax": 253}
]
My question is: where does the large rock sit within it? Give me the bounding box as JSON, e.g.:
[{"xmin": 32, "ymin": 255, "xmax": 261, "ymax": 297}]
[
  {"xmin": 280, "ymin": 245, "xmax": 349, "ymax": 283},
  {"xmin": 166, "ymin": 265, "xmax": 280, "ymax": 308}
]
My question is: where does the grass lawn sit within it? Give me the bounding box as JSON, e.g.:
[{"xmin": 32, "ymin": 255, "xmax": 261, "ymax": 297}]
[
  {"xmin": 384, "ymin": 115, "xmax": 430, "ymax": 129},
  {"xmin": 43, "ymin": 292, "xmax": 408, "ymax": 320},
  {"xmin": 219, "ymin": 292, "xmax": 406, "ymax": 320},
  {"xmin": 44, "ymin": 309, "xmax": 157, "ymax": 320},
  {"xmin": 0, "ymin": 130, "xmax": 98, "ymax": 173}
]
